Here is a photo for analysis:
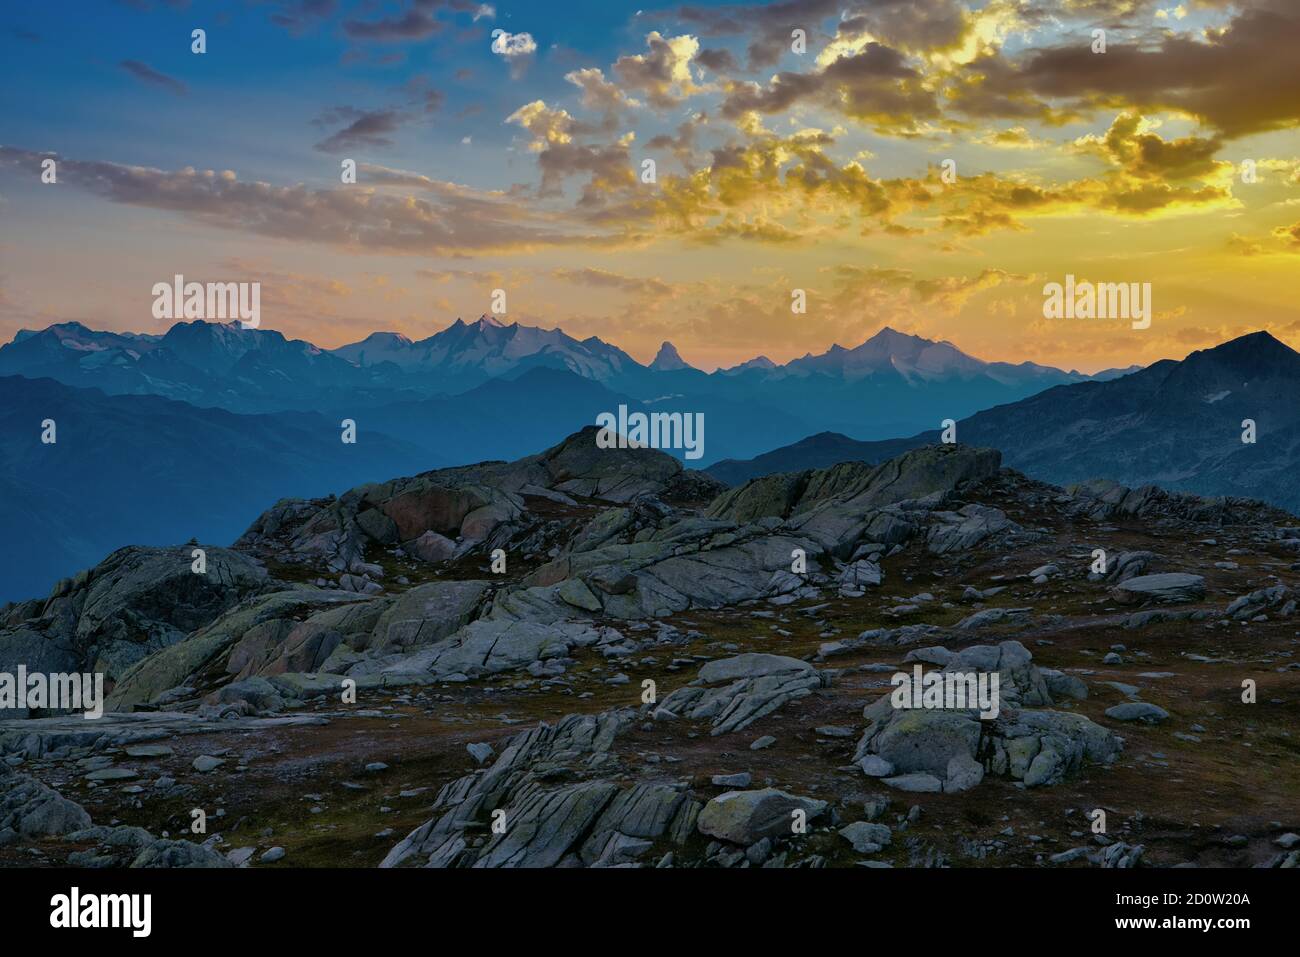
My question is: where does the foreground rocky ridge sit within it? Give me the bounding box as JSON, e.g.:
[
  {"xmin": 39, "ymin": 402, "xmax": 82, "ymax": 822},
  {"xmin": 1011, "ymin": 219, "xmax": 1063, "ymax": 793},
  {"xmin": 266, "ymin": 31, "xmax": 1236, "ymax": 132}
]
[{"xmin": 2, "ymin": 429, "xmax": 1298, "ymax": 868}]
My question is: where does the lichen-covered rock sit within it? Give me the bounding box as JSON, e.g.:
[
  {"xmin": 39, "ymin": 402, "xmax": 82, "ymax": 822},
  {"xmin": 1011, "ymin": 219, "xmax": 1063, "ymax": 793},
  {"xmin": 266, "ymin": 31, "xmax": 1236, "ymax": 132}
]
[
  {"xmin": 854, "ymin": 642, "xmax": 1120, "ymax": 790},
  {"xmin": 696, "ymin": 788, "xmax": 828, "ymax": 845}
]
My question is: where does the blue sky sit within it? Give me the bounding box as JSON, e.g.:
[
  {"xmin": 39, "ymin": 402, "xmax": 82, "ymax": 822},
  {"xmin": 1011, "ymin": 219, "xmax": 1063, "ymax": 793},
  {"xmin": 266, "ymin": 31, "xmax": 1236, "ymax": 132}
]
[{"xmin": 2, "ymin": 1, "xmax": 737, "ymax": 185}]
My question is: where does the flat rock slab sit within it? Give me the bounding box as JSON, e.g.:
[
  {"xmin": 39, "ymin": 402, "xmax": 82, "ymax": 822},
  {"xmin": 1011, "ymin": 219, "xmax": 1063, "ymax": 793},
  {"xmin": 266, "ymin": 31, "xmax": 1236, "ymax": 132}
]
[
  {"xmin": 1111, "ymin": 573, "xmax": 1206, "ymax": 605},
  {"xmin": 0, "ymin": 712, "xmax": 329, "ymax": 760},
  {"xmin": 124, "ymin": 744, "xmax": 175, "ymax": 758},
  {"xmin": 882, "ymin": 773, "xmax": 944, "ymax": 793},
  {"xmin": 84, "ymin": 768, "xmax": 138, "ymax": 782}
]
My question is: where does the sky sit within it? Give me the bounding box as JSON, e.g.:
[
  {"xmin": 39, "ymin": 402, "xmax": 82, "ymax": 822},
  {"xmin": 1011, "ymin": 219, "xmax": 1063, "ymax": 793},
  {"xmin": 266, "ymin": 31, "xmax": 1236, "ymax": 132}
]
[{"xmin": 0, "ymin": 0, "xmax": 1298, "ymax": 373}]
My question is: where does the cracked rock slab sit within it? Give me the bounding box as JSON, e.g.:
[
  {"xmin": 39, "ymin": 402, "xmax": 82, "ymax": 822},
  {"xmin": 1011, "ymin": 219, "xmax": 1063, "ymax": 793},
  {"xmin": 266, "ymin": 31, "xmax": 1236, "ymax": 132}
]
[{"xmin": 659, "ymin": 654, "xmax": 824, "ymax": 736}]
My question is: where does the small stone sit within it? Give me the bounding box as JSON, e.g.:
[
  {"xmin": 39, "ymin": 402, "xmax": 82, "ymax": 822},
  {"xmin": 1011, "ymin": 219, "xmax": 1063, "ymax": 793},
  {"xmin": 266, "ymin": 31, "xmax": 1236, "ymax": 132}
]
[
  {"xmin": 840, "ymin": 821, "xmax": 892, "ymax": 853},
  {"xmin": 711, "ymin": 773, "xmax": 752, "ymax": 788},
  {"xmin": 859, "ymin": 755, "xmax": 895, "ymax": 778},
  {"xmin": 814, "ymin": 725, "xmax": 855, "ymax": 738},
  {"xmin": 227, "ymin": 847, "xmax": 256, "ymax": 867}
]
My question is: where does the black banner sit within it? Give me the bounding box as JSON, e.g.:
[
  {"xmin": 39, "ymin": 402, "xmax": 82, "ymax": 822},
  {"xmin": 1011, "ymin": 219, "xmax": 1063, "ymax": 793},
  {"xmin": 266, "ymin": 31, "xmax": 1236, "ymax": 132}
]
[{"xmin": 0, "ymin": 866, "xmax": 1280, "ymax": 943}]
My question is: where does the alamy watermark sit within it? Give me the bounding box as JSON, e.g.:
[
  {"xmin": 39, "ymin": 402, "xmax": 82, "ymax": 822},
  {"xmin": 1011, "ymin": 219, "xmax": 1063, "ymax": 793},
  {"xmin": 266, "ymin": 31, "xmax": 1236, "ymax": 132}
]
[
  {"xmin": 50, "ymin": 887, "xmax": 151, "ymax": 937},
  {"xmin": 596, "ymin": 405, "xmax": 705, "ymax": 460},
  {"xmin": 1042, "ymin": 274, "xmax": 1151, "ymax": 330},
  {"xmin": 890, "ymin": 665, "xmax": 1000, "ymax": 720},
  {"xmin": 152, "ymin": 273, "xmax": 261, "ymax": 329},
  {"xmin": 0, "ymin": 667, "xmax": 104, "ymax": 719}
]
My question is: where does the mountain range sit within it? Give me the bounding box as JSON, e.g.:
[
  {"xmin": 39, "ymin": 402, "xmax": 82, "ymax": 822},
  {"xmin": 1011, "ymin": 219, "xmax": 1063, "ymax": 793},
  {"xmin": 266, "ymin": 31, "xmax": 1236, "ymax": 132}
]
[
  {"xmin": 16, "ymin": 315, "xmax": 1289, "ymax": 607},
  {"xmin": 0, "ymin": 318, "xmax": 1130, "ymax": 452},
  {"xmin": 706, "ymin": 331, "xmax": 1300, "ymax": 516}
]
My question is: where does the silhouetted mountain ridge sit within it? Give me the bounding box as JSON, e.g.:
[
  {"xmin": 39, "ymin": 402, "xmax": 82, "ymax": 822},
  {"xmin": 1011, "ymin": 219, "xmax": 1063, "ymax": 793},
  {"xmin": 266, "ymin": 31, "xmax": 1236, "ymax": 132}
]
[
  {"xmin": 707, "ymin": 332, "xmax": 1300, "ymax": 515},
  {"xmin": 0, "ymin": 319, "xmax": 1127, "ymax": 443}
]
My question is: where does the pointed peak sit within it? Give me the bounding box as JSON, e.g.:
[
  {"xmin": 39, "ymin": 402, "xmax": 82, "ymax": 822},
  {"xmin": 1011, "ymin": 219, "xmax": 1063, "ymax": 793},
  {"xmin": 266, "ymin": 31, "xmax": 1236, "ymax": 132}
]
[
  {"xmin": 864, "ymin": 325, "xmax": 929, "ymax": 345},
  {"xmin": 1225, "ymin": 330, "xmax": 1285, "ymax": 349},
  {"xmin": 650, "ymin": 340, "xmax": 693, "ymax": 371},
  {"xmin": 1187, "ymin": 330, "xmax": 1299, "ymax": 369},
  {"xmin": 475, "ymin": 313, "xmax": 508, "ymax": 329}
]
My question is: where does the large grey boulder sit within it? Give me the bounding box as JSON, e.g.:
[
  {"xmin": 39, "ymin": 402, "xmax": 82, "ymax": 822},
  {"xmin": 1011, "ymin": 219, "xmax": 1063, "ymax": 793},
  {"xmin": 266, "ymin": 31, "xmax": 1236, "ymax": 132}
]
[
  {"xmin": 942, "ymin": 640, "xmax": 1054, "ymax": 707},
  {"xmin": 696, "ymin": 788, "xmax": 828, "ymax": 845},
  {"xmin": 871, "ymin": 710, "xmax": 982, "ymax": 776},
  {"xmin": 368, "ymin": 580, "xmax": 490, "ymax": 653}
]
